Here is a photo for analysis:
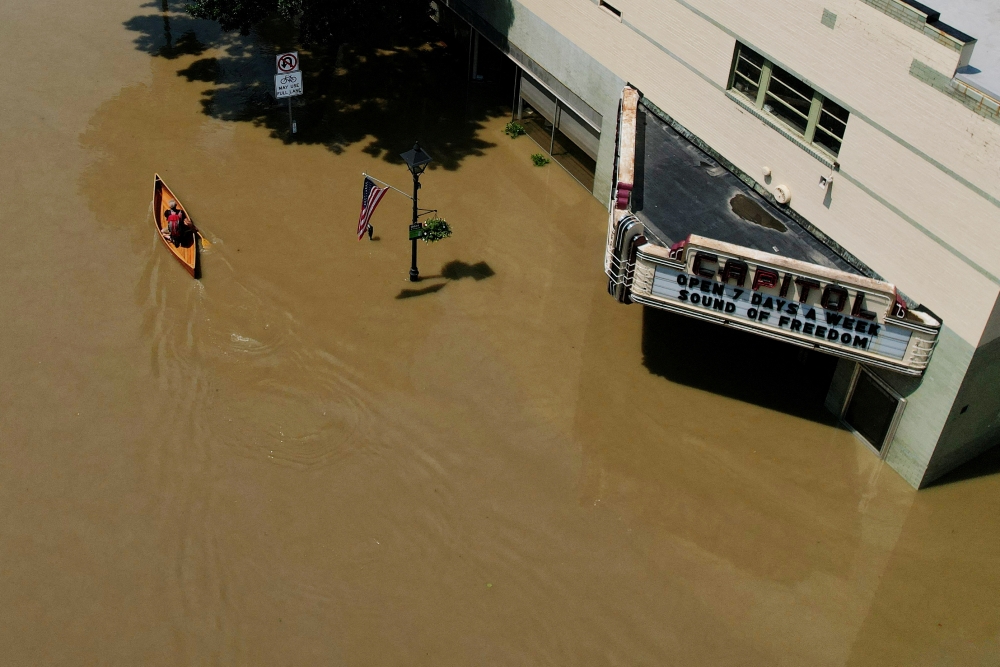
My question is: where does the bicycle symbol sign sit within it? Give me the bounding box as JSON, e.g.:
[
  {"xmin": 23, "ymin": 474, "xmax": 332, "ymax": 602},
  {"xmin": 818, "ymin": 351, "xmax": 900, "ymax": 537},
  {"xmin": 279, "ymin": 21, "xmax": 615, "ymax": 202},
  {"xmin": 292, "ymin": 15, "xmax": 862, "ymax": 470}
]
[
  {"xmin": 276, "ymin": 51, "xmax": 299, "ymax": 74},
  {"xmin": 274, "ymin": 70, "xmax": 303, "ymax": 99}
]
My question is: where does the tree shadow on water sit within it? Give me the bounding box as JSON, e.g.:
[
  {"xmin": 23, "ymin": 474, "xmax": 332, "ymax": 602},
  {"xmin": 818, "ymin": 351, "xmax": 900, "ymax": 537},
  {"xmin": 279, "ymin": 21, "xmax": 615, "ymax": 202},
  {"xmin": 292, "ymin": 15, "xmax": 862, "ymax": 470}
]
[
  {"xmin": 126, "ymin": 1, "xmax": 218, "ymax": 60},
  {"xmin": 441, "ymin": 260, "xmax": 494, "ymax": 281},
  {"xmin": 123, "ymin": 0, "xmax": 517, "ymax": 170},
  {"xmin": 396, "ymin": 260, "xmax": 495, "ymax": 299},
  {"xmin": 642, "ymin": 307, "xmax": 841, "ymax": 424}
]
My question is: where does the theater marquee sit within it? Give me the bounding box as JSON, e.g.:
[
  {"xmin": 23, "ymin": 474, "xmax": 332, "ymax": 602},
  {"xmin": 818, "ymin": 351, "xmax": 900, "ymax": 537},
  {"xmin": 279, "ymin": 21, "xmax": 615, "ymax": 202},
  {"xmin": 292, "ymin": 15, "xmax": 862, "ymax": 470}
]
[{"xmin": 629, "ymin": 236, "xmax": 940, "ymax": 375}]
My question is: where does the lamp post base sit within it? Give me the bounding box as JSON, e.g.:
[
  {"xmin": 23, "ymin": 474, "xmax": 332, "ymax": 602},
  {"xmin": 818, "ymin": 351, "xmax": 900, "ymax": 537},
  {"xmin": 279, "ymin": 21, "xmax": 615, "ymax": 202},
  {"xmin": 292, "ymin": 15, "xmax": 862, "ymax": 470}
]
[{"xmin": 409, "ymin": 236, "xmax": 419, "ymax": 282}]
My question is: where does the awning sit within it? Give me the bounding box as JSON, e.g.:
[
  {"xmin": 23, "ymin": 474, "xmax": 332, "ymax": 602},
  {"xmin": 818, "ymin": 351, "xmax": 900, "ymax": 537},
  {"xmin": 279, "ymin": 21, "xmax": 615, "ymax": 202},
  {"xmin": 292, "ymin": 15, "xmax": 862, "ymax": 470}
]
[{"xmin": 605, "ymin": 90, "xmax": 940, "ymax": 376}]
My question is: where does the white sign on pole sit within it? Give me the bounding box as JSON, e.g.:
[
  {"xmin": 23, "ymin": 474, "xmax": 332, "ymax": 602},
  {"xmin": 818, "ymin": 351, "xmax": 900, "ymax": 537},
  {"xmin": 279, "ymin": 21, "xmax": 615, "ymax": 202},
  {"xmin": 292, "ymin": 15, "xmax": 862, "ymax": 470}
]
[
  {"xmin": 275, "ymin": 71, "xmax": 304, "ymax": 99},
  {"xmin": 276, "ymin": 51, "xmax": 300, "ymax": 73}
]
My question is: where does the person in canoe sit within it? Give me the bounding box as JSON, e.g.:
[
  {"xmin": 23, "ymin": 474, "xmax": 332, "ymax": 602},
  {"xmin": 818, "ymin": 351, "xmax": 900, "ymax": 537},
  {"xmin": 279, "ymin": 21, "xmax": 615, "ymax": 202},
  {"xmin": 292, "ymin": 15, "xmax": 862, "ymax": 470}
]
[{"xmin": 162, "ymin": 199, "xmax": 193, "ymax": 247}]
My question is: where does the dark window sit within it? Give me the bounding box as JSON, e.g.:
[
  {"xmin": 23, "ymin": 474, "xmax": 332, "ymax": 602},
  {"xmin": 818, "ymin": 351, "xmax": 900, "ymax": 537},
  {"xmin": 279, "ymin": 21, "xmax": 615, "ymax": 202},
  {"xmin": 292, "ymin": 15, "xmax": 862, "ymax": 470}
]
[
  {"xmin": 728, "ymin": 43, "xmax": 850, "ymax": 157},
  {"xmin": 731, "ymin": 43, "xmax": 764, "ymax": 101},
  {"xmin": 814, "ymin": 97, "xmax": 849, "ymax": 156},
  {"xmin": 764, "ymin": 66, "xmax": 813, "ymax": 135},
  {"xmin": 844, "ymin": 369, "xmax": 903, "ymax": 454}
]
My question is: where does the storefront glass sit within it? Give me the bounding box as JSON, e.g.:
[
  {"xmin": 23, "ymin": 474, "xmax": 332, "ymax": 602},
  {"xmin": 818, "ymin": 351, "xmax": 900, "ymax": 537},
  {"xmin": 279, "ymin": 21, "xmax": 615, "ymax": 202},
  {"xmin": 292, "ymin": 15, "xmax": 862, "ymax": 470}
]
[{"xmin": 517, "ymin": 72, "xmax": 598, "ymax": 190}]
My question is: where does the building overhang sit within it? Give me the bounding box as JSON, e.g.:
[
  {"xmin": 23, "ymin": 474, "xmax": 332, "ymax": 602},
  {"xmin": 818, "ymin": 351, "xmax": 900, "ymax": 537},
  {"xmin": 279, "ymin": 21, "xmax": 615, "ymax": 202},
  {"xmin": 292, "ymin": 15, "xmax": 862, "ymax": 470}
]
[
  {"xmin": 630, "ymin": 236, "xmax": 939, "ymax": 375},
  {"xmin": 606, "ymin": 87, "xmax": 941, "ymax": 376}
]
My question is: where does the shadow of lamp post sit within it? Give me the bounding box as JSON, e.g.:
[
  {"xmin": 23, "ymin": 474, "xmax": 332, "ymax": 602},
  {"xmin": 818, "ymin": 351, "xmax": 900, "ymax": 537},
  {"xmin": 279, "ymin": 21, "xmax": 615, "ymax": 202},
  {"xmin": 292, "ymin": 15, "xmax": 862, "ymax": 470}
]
[{"xmin": 400, "ymin": 142, "xmax": 433, "ymax": 282}]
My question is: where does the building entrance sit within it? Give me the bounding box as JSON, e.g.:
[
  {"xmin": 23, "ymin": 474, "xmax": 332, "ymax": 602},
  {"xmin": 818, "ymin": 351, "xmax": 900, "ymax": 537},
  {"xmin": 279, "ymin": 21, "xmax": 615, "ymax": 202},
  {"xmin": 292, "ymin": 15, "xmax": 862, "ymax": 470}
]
[
  {"xmin": 642, "ymin": 307, "xmax": 840, "ymax": 422},
  {"xmin": 841, "ymin": 366, "xmax": 907, "ymax": 456}
]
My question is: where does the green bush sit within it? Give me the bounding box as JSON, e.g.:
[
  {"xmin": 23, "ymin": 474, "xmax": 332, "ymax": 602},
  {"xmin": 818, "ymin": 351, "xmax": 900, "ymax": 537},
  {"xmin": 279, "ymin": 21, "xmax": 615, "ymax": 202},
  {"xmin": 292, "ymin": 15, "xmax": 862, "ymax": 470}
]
[
  {"xmin": 421, "ymin": 217, "xmax": 453, "ymax": 243},
  {"xmin": 504, "ymin": 121, "xmax": 525, "ymax": 138},
  {"xmin": 531, "ymin": 153, "xmax": 550, "ymax": 167}
]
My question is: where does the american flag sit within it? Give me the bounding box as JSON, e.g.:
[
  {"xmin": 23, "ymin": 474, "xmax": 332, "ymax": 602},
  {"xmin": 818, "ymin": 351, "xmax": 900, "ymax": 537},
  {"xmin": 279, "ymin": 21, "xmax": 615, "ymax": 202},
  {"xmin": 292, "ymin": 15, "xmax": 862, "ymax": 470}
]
[{"xmin": 358, "ymin": 176, "xmax": 388, "ymax": 240}]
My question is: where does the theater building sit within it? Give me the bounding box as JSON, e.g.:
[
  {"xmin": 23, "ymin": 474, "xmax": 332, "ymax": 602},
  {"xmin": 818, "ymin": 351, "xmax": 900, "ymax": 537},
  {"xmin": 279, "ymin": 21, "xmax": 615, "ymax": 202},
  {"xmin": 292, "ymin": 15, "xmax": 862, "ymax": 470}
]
[{"xmin": 440, "ymin": 0, "xmax": 1000, "ymax": 488}]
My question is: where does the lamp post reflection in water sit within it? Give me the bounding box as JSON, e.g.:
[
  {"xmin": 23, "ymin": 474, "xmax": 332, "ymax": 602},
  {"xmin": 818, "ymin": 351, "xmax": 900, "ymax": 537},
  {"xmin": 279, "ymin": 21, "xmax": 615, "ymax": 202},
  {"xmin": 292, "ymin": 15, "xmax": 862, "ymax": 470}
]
[{"xmin": 400, "ymin": 142, "xmax": 432, "ymax": 282}]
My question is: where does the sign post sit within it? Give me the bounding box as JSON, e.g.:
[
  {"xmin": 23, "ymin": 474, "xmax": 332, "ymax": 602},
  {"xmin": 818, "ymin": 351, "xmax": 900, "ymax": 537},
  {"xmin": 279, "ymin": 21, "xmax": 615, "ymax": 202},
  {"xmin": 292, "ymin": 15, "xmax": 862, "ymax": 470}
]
[{"xmin": 274, "ymin": 52, "xmax": 302, "ymax": 134}]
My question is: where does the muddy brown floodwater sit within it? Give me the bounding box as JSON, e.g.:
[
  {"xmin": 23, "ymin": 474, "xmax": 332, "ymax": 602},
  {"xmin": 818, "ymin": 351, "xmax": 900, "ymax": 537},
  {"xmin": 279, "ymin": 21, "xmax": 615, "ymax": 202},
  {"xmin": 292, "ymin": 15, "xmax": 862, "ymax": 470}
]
[{"xmin": 1, "ymin": 1, "xmax": 998, "ymax": 664}]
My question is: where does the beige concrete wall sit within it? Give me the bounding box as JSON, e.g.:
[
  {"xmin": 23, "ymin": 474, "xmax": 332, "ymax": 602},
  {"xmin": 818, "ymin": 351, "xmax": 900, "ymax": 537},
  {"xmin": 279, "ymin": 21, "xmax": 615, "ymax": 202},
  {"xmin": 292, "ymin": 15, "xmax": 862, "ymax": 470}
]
[
  {"xmin": 922, "ymin": 294, "xmax": 1000, "ymax": 484},
  {"xmin": 507, "ymin": 0, "xmax": 1000, "ymax": 347}
]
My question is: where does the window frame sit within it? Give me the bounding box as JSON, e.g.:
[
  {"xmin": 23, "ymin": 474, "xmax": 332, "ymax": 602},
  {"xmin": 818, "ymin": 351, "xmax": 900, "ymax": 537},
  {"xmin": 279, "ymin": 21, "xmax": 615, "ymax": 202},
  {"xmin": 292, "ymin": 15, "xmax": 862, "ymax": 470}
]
[
  {"xmin": 764, "ymin": 65, "xmax": 815, "ymax": 136},
  {"xmin": 727, "ymin": 43, "xmax": 848, "ymax": 158},
  {"xmin": 813, "ymin": 96, "xmax": 849, "ymax": 156},
  {"xmin": 841, "ymin": 364, "xmax": 907, "ymax": 459},
  {"xmin": 729, "ymin": 43, "xmax": 765, "ymax": 102}
]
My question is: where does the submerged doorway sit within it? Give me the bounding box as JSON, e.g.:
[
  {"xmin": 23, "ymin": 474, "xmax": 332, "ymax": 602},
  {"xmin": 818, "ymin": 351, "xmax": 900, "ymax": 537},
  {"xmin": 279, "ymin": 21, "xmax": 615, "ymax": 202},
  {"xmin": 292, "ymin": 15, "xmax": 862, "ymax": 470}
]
[
  {"xmin": 641, "ymin": 307, "xmax": 841, "ymax": 423},
  {"xmin": 841, "ymin": 366, "xmax": 907, "ymax": 456},
  {"xmin": 641, "ymin": 306, "xmax": 912, "ymax": 457}
]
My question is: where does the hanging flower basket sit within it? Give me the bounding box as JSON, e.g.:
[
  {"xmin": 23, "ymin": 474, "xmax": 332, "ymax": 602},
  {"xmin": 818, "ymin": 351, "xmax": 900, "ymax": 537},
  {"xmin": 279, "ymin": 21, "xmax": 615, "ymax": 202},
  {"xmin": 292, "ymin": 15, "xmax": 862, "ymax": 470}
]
[{"xmin": 421, "ymin": 217, "xmax": 453, "ymax": 243}]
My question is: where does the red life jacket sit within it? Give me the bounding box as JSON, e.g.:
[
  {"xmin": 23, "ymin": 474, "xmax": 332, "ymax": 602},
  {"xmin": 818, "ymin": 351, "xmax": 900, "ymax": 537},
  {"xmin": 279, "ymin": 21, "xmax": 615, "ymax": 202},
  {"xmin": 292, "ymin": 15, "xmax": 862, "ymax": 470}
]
[{"xmin": 167, "ymin": 210, "xmax": 182, "ymax": 237}]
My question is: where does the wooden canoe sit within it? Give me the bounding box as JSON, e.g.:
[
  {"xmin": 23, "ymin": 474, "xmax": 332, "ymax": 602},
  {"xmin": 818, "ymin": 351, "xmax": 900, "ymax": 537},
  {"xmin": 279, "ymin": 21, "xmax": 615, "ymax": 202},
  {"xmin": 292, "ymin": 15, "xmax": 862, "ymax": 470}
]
[{"xmin": 153, "ymin": 174, "xmax": 199, "ymax": 277}]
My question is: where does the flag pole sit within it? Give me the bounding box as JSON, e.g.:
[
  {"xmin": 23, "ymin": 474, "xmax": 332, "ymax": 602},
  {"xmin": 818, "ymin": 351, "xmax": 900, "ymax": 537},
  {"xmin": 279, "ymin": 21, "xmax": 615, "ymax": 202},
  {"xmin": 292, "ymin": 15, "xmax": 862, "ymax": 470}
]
[{"xmin": 362, "ymin": 172, "xmax": 413, "ymax": 200}]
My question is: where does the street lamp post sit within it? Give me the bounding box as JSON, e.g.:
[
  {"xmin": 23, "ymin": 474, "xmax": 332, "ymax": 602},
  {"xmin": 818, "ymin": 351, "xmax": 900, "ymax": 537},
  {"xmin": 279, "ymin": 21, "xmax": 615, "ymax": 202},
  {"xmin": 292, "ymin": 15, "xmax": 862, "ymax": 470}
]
[{"xmin": 400, "ymin": 142, "xmax": 433, "ymax": 282}]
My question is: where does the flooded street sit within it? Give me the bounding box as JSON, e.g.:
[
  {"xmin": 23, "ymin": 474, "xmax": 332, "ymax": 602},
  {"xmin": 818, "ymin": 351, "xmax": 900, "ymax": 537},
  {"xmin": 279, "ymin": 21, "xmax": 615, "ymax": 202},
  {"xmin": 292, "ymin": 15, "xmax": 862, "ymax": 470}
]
[{"xmin": 1, "ymin": 0, "xmax": 998, "ymax": 664}]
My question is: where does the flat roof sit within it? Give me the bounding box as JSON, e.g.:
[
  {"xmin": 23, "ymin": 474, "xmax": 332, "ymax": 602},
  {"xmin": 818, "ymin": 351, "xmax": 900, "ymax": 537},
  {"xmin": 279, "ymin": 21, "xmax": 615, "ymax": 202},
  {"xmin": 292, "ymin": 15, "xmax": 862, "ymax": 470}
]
[
  {"xmin": 631, "ymin": 104, "xmax": 860, "ymax": 275},
  {"xmin": 930, "ymin": 0, "xmax": 1000, "ymax": 98}
]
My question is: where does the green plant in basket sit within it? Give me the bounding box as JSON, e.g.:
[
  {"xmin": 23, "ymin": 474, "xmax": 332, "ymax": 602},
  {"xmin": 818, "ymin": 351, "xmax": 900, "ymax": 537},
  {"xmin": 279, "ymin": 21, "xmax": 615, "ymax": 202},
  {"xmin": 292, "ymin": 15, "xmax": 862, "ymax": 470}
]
[
  {"xmin": 504, "ymin": 121, "xmax": 525, "ymax": 138},
  {"xmin": 531, "ymin": 153, "xmax": 550, "ymax": 167},
  {"xmin": 421, "ymin": 217, "xmax": 453, "ymax": 243}
]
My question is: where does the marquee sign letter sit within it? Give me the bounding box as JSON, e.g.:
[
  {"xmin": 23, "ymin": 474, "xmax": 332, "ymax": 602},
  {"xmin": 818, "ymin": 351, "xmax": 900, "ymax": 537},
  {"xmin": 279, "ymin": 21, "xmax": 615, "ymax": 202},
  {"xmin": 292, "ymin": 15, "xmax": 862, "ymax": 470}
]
[
  {"xmin": 821, "ymin": 284, "xmax": 850, "ymax": 312},
  {"xmin": 852, "ymin": 292, "xmax": 876, "ymax": 320},
  {"xmin": 721, "ymin": 259, "xmax": 748, "ymax": 286},
  {"xmin": 692, "ymin": 252, "xmax": 718, "ymax": 278},
  {"xmin": 795, "ymin": 277, "xmax": 821, "ymax": 303},
  {"xmin": 751, "ymin": 267, "xmax": 779, "ymax": 291}
]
